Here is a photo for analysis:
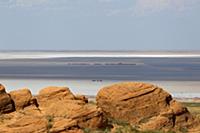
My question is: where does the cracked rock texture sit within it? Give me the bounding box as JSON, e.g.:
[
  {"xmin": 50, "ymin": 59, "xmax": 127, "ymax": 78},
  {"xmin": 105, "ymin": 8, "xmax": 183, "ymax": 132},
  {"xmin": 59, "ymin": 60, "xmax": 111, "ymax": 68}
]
[
  {"xmin": 0, "ymin": 82, "xmax": 200, "ymax": 133},
  {"xmin": 0, "ymin": 85, "xmax": 106, "ymax": 133},
  {"xmin": 96, "ymin": 82, "xmax": 200, "ymax": 132}
]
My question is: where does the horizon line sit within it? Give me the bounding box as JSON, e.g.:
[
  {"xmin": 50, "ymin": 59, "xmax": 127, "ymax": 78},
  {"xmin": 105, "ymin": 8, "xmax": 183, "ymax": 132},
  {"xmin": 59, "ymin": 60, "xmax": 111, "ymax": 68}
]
[{"xmin": 1, "ymin": 50, "xmax": 200, "ymax": 52}]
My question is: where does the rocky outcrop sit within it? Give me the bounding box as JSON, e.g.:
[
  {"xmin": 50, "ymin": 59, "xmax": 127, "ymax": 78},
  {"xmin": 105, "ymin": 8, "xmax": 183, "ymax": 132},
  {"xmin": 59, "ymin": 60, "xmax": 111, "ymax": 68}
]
[
  {"xmin": 0, "ymin": 84, "xmax": 14, "ymax": 113},
  {"xmin": 37, "ymin": 86, "xmax": 106, "ymax": 131},
  {"xmin": 37, "ymin": 86, "xmax": 76, "ymax": 107},
  {"xmin": 96, "ymin": 82, "xmax": 200, "ymax": 132},
  {"xmin": 1, "ymin": 82, "xmax": 200, "ymax": 133},
  {"xmin": 9, "ymin": 88, "xmax": 38, "ymax": 110},
  {"xmin": 0, "ymin": 85, "xmax": 106, "ymax": 133},
  {"xmin": 38, "ymin": 86, "xmax": 75, "ymax": 100}
]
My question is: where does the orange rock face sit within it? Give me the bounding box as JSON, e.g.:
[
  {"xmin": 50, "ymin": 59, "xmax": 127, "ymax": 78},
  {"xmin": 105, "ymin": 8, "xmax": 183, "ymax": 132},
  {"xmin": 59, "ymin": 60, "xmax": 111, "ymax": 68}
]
[
  {"xmin": 37, "ymin": 86, "xmax": 106, "ymax": 131},
  {"xmin": 38, "ymin": 86, "xmax": 75, "ymax": 100},
  {"xmin": 9, "ymin": 88, "xmax": 37, "ymax": 110},
  {"xmin": 0, "ymin": 84, "xmax": 14, "ymax": 113},
  {"xmin": 0, "ymin": 82, "xmax": 200, "ymax": 132},
  {"xmin": 0, "ymin": 85, "xmax": 106, "ymax": 133},
  {"xmin": 37, "ymin": 86, "xmax": 76, "ymax": 108},
  {"xmin": 96, "ymin": 82, "xmax": 200, "ymax": 131}
]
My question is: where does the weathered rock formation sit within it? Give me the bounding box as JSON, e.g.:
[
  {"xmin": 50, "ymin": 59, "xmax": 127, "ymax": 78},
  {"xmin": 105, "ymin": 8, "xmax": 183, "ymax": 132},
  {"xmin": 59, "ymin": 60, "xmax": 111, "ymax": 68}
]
[
  {"xmin": 0, "ymin": 82, "xmax": 200, "ymax": 133},
  {"xmin": 96, "ymin": 82, "xmax": 200, "ymax": 132},
  {"xmin": 0, "ymin": 84, "xmax": 14, "ymax": 113},
  {"xmin": 37, "ymin": 86, "xmax": 106, "ymax": 132},
  {"xmin": 0, "ymin": 86, "xmax": 106, "ymax": 133},
  {"xmin": 9, "ymin": 88, "xmax": 38, "ymax": 110}
]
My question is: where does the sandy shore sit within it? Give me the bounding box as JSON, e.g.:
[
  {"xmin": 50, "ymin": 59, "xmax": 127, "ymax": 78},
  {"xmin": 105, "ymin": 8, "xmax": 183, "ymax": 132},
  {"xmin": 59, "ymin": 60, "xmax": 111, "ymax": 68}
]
[{"xmin": 1, "ymin": 78, "xmax": 200, "ymax": 99}]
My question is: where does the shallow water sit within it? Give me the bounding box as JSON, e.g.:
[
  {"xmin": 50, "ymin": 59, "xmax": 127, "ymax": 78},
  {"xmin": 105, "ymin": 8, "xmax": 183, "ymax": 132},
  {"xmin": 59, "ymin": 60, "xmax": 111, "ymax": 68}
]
[
  {"xmin": 1, "ymin": 57, "xmax": 200, "ymax": 80},
  {"xmin": 1, "ymin": 52, "xmax": 200, "ymax": 98}
]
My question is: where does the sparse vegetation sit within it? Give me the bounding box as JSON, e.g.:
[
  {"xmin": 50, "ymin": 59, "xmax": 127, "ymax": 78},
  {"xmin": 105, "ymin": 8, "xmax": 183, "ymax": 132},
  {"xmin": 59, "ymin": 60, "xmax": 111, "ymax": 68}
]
[
  {"xmin": 182, "ymin": 102, "xmax": 200, "ymax": 107},
  {"xmin": 83, "ymin": 117, "xmax": 176, "ymax": 133},
  {"xmin": 178, "ymin": 127, "xmax": 188, "ymax": 133},
  {"xmin": 182, "ymin": 102, "xmax": 200, "ymax": 118},
  {"xmin": 83, "ymin": 125, "xmax": 176, "ymax": 133},
  {"xmin": 82, "ymin": 101, "xmax": 200, "ymax": 133},
  {"xmin": 88, "ymin": 100, "xmax": 96, "ymax": 105},
  {"xmin": 1, "ymin": 83, "xmax": 200, "ymax": 133},
  {"xmin": 46, "ymin": 115, "xmax": 54, "ymax": 133}
]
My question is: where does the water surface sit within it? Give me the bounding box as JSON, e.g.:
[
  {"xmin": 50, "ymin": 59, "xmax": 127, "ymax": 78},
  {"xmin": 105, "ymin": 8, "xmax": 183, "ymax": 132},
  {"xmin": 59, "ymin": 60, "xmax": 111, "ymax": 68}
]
[{"xmin": 1, "ymin": 51, "xmax": 200, "ymax": 98}]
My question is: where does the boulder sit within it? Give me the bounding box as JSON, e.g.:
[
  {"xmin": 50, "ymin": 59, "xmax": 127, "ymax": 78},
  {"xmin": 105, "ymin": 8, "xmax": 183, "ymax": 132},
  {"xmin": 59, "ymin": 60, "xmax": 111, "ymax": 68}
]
[
  {"xmin": 37, "ymin": 86, "xmax": 106, "ymax": 131},
  {"xmin": 38, "ymin": 86, "xmax": 75, "ymax": 100},
  {"xmin": 0, "ymin": 84, "xmax": 14, "ymax": 113},
  {"xmin": 43, "ymin": 98, "xmax": 106, "ymax": 129},
  {"xmin": 96, "ymin": 82, "xmax": 199, "ymax": 131},
  {"xmin": 9, "ymin": 88, "xmax": 37, "ymax": 110},
  {"xmin": 0, "ymin": 85, "xmax": 106, "ymax": 133},
  {"xmin": 97, "ymin": 82, "xmax": 171, "ymax": 123},
  {"xmin": 37, "ymin": 86, "xmax": 75, "ymax": 107}
]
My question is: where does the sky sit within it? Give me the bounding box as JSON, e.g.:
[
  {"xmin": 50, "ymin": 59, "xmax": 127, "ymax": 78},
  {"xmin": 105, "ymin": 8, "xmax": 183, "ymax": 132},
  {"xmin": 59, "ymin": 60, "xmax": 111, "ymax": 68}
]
[{"xmin": 0, "ymin": 0, "xmax": 200, "ymax": 51}]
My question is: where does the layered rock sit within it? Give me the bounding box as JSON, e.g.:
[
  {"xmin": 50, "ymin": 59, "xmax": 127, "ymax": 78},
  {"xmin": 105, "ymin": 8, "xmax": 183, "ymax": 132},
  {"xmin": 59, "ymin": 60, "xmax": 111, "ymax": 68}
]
[
  {"xmin": 96, "ymin": 82, "xmax": 200, "ymax": 132},
  {"xmin": 0, "ymin": 116, "xmax": 48, "ymax": 133},
  {"xmin": 37, "ymin": 86, "xmax": 76, "ymax": 107},
  {"xmin": 0, "ymin": 84, "xmax": 14, "ymax": 113},
  {"xmin": 1, "ymin": 82, "xmax": 200, "ymax": 133},
  {"xmin": 0, "ymin": 85, "xmax": 106, "ymax": 133},
  {"xmin": 37, "ymin": 86, "xmax": 106, "ymax": 132},
  {"xmin": 9, "ymin": 88, "xmax": 38, "ymax": 110},
  {"xmin": 38, "ymin": 86, "xmax": 75, "ymax": 100}
]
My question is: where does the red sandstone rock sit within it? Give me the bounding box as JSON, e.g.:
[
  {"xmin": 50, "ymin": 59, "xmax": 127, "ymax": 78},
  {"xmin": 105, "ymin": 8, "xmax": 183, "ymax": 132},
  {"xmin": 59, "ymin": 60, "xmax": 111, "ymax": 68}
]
[
  {"xmin": 0, "ymin": 84, "xmax": 14, "ymax": 113},
  {"xmin": 96, "ymin": 82, "xmax": 200, "ymax": 132},
  {"xmin": 9, "ymin": 88, "xmax": 37, "ymax": 110}
]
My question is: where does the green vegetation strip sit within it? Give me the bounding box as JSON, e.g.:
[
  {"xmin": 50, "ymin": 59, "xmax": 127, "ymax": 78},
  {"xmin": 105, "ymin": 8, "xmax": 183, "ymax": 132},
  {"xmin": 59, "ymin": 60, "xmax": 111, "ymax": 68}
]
[{"xmin": 182, "ymin": 102, "xmax": 200, "ymax": 107}]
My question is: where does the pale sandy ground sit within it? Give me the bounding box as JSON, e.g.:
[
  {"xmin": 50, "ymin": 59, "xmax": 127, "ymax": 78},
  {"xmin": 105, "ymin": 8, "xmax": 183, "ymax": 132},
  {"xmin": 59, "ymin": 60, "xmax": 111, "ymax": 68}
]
[
  {"xmin": 1, "ymin": 51, "xmax": 200, "ymax": 59},
  {"xmin": 1, "ymin": 79, "xmax": 200, "ymax": 99}
]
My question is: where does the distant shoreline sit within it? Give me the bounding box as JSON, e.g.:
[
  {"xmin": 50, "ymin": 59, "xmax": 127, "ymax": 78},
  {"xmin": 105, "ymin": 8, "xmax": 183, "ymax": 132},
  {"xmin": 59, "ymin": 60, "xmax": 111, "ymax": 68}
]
[
  {"xmin": 1, "ymin": 76, "xmax": 200, "ymax": 81},
  {"xmin": 1, "ymin": 51, "xmax": 200, "ymax": 60},
  {"xmin": 1, "ymin": 50, "xmax": 200, "ymax": 52}
]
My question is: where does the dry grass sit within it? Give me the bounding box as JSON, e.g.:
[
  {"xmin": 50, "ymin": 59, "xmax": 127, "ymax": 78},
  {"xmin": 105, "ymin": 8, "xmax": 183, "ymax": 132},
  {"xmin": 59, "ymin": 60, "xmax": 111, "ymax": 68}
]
[{"xmin": 182, "ymin": 102, "xmax": 200, "ymax": 119}]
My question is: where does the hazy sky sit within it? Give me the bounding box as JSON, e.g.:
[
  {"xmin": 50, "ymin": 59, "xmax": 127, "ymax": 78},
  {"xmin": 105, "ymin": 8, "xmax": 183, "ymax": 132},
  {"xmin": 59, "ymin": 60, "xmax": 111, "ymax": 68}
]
[{"xmin": 0, "ymin": 0, "xmax": 200, "ymax": 51}]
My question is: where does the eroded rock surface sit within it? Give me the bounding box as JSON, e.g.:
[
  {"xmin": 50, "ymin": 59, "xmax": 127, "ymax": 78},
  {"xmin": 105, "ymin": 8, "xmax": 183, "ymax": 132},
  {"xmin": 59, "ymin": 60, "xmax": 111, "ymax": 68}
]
[
  {"xmin": 0, "ymin": 85, "xmax": 106, "ymax": 133},
  {"xmin": 0, "ymin": 84, "xmax": 14, "ymax": 113},
  {"xmin": 96, "ymin": 82, "xmax": 200, "ymax": 132},
  {"xmin": 38, "ymin": 87, "xmax": 106, "ymax": 131},
  {"xmin": 1, "ymin": 82, "xmax": 200, "ymax": 133},
  {"xmin": 37, "ymin": 86, "xmax": 75, "ymax": 106},
  {"xmin": 9, "ymin": 88, "xmax": 38, "ymax": 110}
]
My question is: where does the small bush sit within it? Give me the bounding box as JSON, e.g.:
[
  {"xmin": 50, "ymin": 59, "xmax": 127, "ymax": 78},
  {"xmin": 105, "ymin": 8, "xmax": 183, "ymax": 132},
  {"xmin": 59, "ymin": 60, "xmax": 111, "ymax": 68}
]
[
  {"xmin": 46, "ymin": 115, "xmax": 54, "ymax": 133},
  {"xmin": 179, "ymin": 127, "xmax": 188, "ymax": 133}
]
